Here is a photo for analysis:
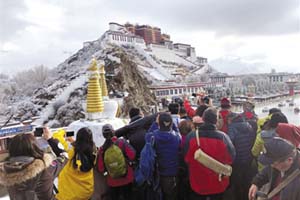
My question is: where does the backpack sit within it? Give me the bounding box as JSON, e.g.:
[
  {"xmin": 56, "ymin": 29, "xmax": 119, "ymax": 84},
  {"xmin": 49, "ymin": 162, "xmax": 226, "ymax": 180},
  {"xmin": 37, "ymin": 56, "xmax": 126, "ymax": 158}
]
[
  {"xmin": 135, "ymin": 136, "xmax": 156, "ymax": 185},
  {"xmin": 104, "ymin": 141, "xmax": 127, "ymax": 178},
  {"xmin": 135, "ymin": 135, "xmax": 162, "ymax": 200}
]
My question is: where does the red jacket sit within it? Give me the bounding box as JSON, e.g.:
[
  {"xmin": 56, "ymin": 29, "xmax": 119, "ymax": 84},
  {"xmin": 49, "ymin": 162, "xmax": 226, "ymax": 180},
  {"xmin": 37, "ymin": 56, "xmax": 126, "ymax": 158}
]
[
  {"xmin": 97, "ymin": 137, "xmax": 136, "ymax": 187},
  {"xmin": 219, "ymin": 109, "xmax": 230, "ymax": 134},
  {"xmin": 183, "ymin": 99, "xmax": 196, "ymax": 118},
  {"xmin": 184, "ymin": 124, "xmax": 235, "ymax": 195}
]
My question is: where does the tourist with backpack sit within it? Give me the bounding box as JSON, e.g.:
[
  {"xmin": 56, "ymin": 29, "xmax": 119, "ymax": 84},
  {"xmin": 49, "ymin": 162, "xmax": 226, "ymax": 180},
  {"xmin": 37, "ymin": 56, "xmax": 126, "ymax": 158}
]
[
  {"xmin": 97, "ymin": 124, "xmax": 136, "ymax": 200},
  {"xmin": 145, "ymin": 112, "xmax": 181, "ymax": 200},
  {"xmin": 56, "ymin": 127, "xmax": 97, "ymax": 200},
  {"xmin": 183, "ymin": 108, "xmax": 235, "ymax": 200}
]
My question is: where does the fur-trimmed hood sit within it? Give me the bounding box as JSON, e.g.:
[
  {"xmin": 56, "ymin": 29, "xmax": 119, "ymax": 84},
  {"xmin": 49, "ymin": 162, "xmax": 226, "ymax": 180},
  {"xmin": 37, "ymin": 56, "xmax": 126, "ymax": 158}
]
[{"xmin": 0, "ymin": 154, "xmax": 53, "ymax": 187}]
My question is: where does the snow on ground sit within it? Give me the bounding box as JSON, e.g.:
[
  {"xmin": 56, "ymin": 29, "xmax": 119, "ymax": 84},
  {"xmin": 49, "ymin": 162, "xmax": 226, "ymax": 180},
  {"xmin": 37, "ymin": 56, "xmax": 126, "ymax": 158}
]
[
  {"xmin": 139, "ymin": 65, "xmax": 168, "ymax": 81},
  {"xmin": 34, "ymin": 74, "xmax": 88, "ymax": 125},
  {"xmin": 192, "ymin": 64, "xmax": 211, "ymax": 74},
  {"xmin": 134, "ymin": 45, "xmax": 172, "ymax": 80},
  {"xmin": 150, "ymin": 46, "xmax": 199, "ymax": 68}
]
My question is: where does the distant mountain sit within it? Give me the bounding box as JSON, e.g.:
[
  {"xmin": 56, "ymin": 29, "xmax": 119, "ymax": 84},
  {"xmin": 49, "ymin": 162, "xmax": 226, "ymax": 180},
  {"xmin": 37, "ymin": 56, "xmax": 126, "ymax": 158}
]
[{"xmin": 209, "ymin": 56, "xmax": 270, "ymax": 75}]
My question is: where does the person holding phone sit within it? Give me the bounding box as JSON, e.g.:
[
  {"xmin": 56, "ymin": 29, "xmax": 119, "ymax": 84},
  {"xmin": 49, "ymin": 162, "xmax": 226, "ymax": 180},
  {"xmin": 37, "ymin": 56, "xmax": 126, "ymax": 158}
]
[
  {"xmin": 56, "ymin": 127, "xmax": 97, "ymax": 200},
  {"xmin": 0, "ymin": 127, "xmax": 68, "ymax": 200}
]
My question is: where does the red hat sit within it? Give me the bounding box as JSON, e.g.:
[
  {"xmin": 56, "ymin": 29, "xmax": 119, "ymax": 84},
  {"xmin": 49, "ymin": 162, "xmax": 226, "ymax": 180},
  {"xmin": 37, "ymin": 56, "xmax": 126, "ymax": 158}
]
[{"xmin": 220, "ymin": 97, "xmax": 231, "ymax": 106}]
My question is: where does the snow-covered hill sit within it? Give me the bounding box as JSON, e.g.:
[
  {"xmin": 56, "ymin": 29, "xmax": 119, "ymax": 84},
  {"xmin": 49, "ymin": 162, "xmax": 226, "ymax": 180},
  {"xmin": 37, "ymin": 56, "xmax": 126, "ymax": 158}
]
[{"xmin": 0, "ymin": 28, "xmax": 215, "ymax": 127}]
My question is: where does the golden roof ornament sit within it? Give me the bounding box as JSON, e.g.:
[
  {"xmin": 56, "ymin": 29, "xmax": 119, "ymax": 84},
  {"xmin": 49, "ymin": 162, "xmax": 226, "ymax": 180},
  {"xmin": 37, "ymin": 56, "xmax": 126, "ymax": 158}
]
[{"xmin": 88, "ymin": 58, "xmax": 98, "ymax": 71}]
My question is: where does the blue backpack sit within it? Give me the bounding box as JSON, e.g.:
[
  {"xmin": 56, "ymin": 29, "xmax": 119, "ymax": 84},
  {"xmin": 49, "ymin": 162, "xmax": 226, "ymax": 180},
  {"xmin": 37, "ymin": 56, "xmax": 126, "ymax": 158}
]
[
  {"xmin": 135, "ymin": 136, "xmax": 156, "ymax": 185},
  {"xmin": 135, "ymin": 135, "xmax": 162, "ymax": 200}
]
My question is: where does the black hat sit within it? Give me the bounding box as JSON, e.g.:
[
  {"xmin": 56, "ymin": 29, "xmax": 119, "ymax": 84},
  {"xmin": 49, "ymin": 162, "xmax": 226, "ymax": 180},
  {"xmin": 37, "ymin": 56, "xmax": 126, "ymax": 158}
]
[
  {"xmin": 258, "ymin": 137, "xmax": 296, "ymax": 165},
  {"xmin": 158, "ymin": 112, "xmax": 173, "ymax": 131},
  {"xmin": 269, "ymin": 112, "xmax": 288, "ymax": 128},
  {"xmin": 102, "ymin": 124, "xmax": 114, "ymax": 133},
  {"xmin": 269, "ymin": 108, "xmax": 281, "ymax": 115}
]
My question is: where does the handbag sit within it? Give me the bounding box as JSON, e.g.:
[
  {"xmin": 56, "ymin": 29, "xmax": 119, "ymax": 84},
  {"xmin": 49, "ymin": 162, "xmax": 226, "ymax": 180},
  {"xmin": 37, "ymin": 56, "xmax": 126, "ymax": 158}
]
[{"xmin": 194, "ymin": 128, "xmax": 232, "ymax": 181}]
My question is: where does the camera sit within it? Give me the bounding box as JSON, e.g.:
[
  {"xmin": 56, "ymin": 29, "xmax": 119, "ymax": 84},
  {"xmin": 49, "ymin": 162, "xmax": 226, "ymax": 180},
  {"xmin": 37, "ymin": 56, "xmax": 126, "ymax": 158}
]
[
  {"xmin": 34, "ymin": 127, "xmax": 44, "ymax": 137},
  {"xmin": 66, "ymin": 130, "xmax": 75, "ymax": 137}
]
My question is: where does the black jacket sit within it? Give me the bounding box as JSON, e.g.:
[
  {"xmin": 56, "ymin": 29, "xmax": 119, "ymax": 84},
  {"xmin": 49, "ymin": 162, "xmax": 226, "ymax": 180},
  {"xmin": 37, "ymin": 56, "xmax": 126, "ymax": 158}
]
[{"xmin": 115, "ymin": 114, "xmax": 157, "ymax": 158}]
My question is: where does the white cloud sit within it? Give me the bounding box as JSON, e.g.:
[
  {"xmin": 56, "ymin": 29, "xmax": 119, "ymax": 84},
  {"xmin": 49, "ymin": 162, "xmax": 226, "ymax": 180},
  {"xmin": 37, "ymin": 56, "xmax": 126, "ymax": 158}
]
[{"xmin": 0, "ymin": 0, "xmax": 299, "ymax": 74}]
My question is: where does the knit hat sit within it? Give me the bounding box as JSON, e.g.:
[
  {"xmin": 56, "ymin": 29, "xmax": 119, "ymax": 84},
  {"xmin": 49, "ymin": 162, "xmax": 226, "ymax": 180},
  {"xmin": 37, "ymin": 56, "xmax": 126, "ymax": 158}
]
[
  {"xmin": 258, "ymin": 137, "xmax": 296, "ymax": 165},
  {"xmin": 102, "ymin": 124, "xmax": 114, "ymax": 138},
  {"xmin": 220, "ymin": 97, "xmax": 231, "ymax": 107}
]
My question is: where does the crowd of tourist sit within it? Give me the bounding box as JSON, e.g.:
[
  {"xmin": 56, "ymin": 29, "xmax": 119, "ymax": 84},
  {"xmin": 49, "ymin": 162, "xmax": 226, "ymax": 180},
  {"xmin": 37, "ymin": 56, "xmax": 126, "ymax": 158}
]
[{"xmin": 0, "ymin": 94, "xmax": 300, "ymax": 200}]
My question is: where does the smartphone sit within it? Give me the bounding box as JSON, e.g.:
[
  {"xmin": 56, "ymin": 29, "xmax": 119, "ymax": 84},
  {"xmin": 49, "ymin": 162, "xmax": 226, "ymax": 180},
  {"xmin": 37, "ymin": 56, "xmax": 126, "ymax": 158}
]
[
  {"xmin": 66, "ymin": 130, "xmax": 74, "ymax": 137},
  {"xmin": 34, "ymin": 127, "xmax": 44, "ymax": 137}
]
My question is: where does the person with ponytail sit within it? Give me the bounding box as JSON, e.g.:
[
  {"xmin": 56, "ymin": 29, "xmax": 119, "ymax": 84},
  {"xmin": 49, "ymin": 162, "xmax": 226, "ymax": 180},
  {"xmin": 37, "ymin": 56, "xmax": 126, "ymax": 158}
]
[
  {"xmin": 56, "ymin": 127, "xmax": 97, "ymax": 200},
  {"xmin": 97, "ymin": 124, "xmax": 136, "ymax": 200}
]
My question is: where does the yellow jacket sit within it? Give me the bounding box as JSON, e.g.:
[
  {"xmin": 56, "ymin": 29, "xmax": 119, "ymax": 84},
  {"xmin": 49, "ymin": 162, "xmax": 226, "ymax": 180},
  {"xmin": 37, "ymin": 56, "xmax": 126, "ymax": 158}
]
[
  {"xmin": 56, "ymin": 148, "xmax": 94, "ymax": 200},
  {"xmin": 251, "ymin": 115, "xmax": 271, "ymax": 171}
]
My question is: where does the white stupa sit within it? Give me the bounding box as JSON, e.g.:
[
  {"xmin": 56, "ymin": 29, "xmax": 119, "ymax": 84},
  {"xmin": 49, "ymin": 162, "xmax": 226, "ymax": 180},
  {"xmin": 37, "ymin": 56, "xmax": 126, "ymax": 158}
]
[{"xmin": 68, "ymin": 59, "xmax": 127, "ymax": 147}]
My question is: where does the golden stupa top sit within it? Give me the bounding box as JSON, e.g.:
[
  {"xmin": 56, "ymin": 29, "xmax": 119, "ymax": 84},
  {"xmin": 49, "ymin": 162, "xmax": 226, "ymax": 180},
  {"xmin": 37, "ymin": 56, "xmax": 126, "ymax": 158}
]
[
  {"xmin": 88, "ymin": 58, "xmax": 98, "ymax": 71},
  {"xmin": 99, "ymin": 64, "xmax": 106, "ymax": 74},
  {"xmin": 86, "ymin": 58, "xmax": 104, "ymax": 116}
]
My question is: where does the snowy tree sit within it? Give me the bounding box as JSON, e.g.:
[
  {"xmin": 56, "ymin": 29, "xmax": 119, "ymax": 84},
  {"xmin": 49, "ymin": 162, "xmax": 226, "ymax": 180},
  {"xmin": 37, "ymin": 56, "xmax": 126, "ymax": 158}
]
[
  {"xmin": 15, "ymin": 101, "xmax": 39, "ymax": 121},
  {"xmin": 13, "ymin": 65, "xmax": 50, "ymax": 95}
]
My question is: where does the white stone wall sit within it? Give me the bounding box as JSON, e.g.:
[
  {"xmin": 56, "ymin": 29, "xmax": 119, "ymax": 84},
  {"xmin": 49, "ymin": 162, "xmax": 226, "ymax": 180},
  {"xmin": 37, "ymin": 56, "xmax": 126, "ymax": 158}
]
[{"xmin": 106, "ymin": 32, "xmax": 146, "ymax": 49}]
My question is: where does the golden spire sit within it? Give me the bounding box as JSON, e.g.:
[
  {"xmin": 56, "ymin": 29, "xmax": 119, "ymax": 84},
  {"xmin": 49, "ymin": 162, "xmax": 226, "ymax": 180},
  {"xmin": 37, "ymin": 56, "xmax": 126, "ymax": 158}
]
[
  {"xmin": 99, "ymin": 64, "xmax": 108, "ymax": 97},
  {"xmin": 86, "ymin": 59, "xmax": 104, "ymax": 117}
]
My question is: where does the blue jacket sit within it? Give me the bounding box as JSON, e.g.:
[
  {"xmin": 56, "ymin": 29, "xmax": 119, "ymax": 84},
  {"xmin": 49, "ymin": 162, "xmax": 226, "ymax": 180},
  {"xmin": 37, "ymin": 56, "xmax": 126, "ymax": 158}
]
[
  {"xmin": 228, "ymin": 117, "xmax": 256, "ymax": 164},
  {"xmin": 145, "ymin": 123, "xmax": 181, "ymax": 176}
]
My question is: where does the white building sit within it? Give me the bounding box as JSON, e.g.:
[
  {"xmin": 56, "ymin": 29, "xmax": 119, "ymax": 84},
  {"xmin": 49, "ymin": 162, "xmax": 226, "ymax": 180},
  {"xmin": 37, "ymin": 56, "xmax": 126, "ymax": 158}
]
[{"xmin": 106, "ymin": 22, "xmax": 146, "ymax": 48}]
